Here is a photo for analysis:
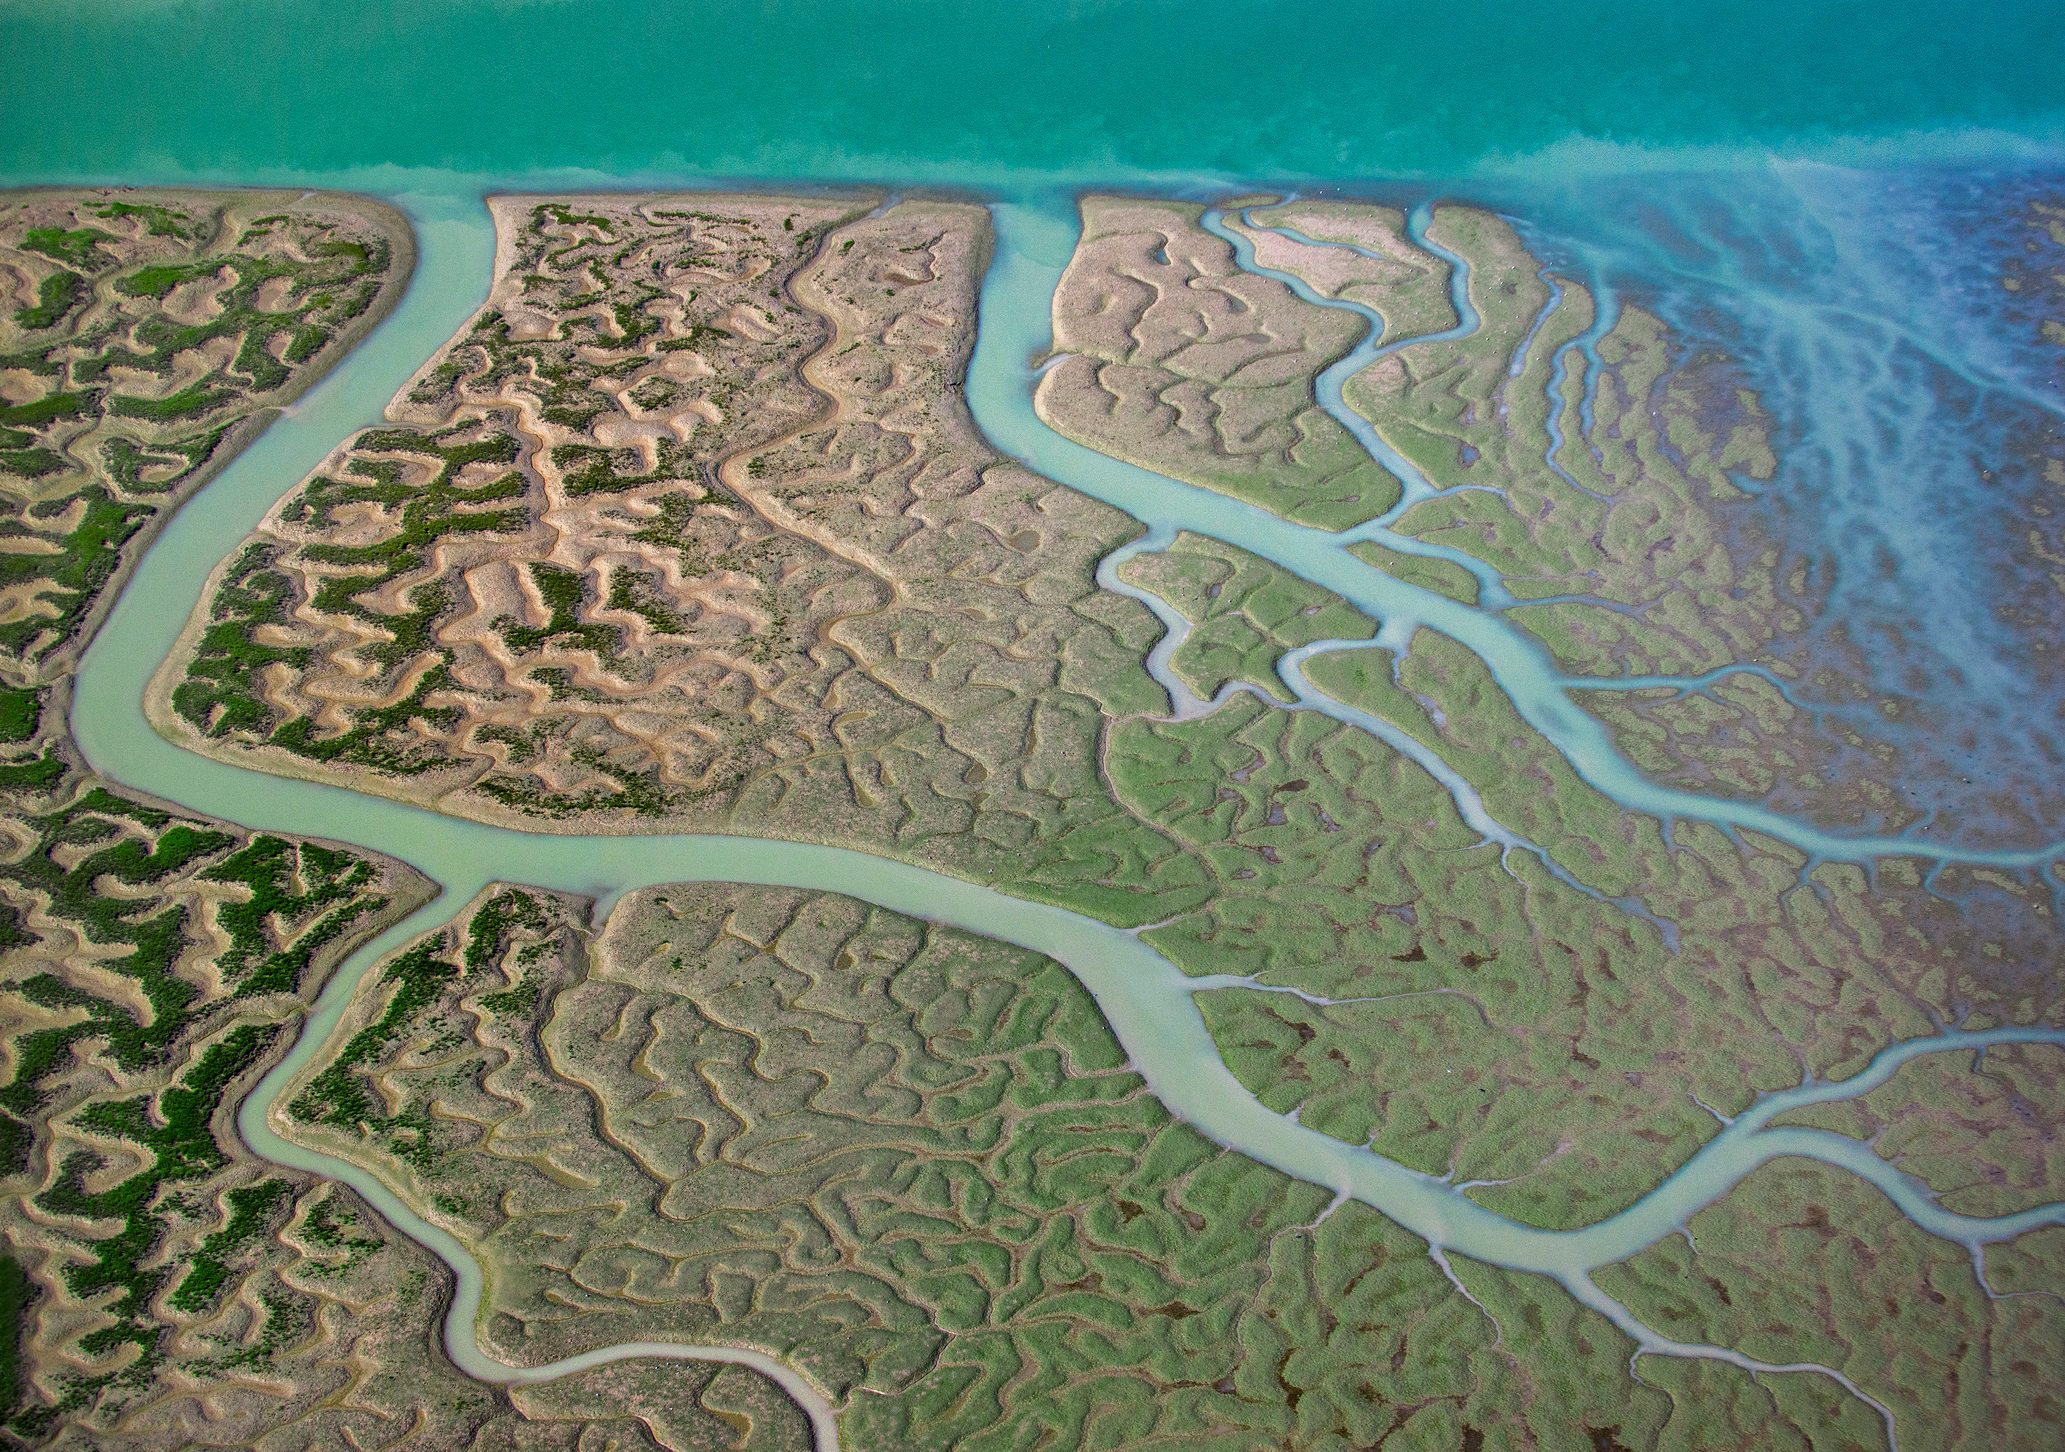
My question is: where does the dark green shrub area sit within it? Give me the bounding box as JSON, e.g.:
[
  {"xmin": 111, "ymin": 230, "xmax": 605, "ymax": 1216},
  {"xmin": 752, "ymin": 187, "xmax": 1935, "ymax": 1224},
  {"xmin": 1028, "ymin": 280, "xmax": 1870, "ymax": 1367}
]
[
  {"xmin": 0, "ymin": 783, "xmax": 403, "ymax": 1438},
  {"xmin": 0, "ymin": 200, "xmax": 398, "ymax": 678},
  {"xmin": 291, "ymin": 890, "xmax": 549, "ymax": 1169},
  {"xmin": 14, "ymin": 270, "xmax": 85, "ymax": 331}
]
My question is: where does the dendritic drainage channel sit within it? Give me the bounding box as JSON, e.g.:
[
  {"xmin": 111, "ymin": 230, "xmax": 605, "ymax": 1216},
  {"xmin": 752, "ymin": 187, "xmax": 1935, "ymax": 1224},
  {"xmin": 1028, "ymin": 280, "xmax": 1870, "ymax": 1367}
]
[
  {"xmin": 66, "ymin": 189, "xmax": 2065, "ymax": 1449},
  {"xmin": 973, "ymin": 196, "xmax": 2065, "ymax": 885}
]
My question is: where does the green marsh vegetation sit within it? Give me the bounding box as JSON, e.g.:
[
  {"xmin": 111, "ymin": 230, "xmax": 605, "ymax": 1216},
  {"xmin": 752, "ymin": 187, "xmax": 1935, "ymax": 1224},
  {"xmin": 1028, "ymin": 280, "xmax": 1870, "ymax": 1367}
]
[
  {"xmin": 288, "ymin": 880, "xmax": 1696, "ymax": 1451},
  {"xmin": 0, "ymin": 190, "xmax": 456, "ymax": 1442},
  {"xmin": 1118, "ymin": 531, "xmax": 1375, "ymax": 701},
  {"xmin": 134, "ymin": 189, "xmax": 2065, "ymax": 1447}
]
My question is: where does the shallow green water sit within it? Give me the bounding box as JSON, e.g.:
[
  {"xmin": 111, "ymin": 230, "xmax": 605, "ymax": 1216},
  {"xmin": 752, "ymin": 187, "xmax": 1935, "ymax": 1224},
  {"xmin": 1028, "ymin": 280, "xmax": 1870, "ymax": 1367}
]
[{"xmin": 5, "ymin": 0, "xmax": 2065, "ymax": 189}]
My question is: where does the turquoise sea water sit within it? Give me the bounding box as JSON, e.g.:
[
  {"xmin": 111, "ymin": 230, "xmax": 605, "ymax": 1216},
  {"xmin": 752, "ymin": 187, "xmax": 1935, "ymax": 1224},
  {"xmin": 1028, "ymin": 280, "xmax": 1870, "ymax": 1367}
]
[{"xmin": 4, "ymin": 0, "xmax": 2065, "ymax": 189}]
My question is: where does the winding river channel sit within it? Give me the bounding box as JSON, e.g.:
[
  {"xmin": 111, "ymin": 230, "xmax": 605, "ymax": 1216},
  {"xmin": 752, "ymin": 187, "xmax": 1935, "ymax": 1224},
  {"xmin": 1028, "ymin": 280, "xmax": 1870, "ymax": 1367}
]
[{"xmin": 69, "ymin": 189, "xmax": 2065, "ymax": 1448}]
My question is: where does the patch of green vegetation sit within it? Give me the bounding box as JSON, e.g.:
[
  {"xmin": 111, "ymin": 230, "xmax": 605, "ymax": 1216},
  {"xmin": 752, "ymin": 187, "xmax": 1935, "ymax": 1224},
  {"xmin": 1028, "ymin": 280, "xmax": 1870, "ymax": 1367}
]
[
  {"xmin": 115, "ymin": 259, "xmax": 223, "ymax": 300},
  {"xmin": 100, "ymin": 428, "xmax": 228, "ymax": 491},
  {"xmin": 0, "ymin": 1255, "xmax": 30, "ymax": 1429},
  {"xmin": 292, "ymin": 1193, "xmax": 384, "ymax": 1276},
  {"xmin": 0, "ymin": 789, "xmax": 399, "ymax": 1169},
  {"xmin": 89, "ymin": 201, "xmax": 194, "ymax": 238},
  {"xmin": 22, "ymin": 226, "xmax": 113, "ymax": 269},
  {"xmin": 216, "ymin": 1287, "xmax": 311, "ymax": 1373},
  {"xmin": 289, "ymin": 890, "xmax": 549, "ymax": 1172},
  {"xmin": 167, "ymin": 1179, "xmax": 292, "ymax": 1313},
  {"xmin": 174, "ymin": 425, "xmax": 539, "ymax": 772},
  {"xmin": 0, "ymin": 446, "xmax": 67, "ymax": 478},
  {"xmin": 0, "ymin": 488, "xmax": 148, "ymax": 667},
  {"xmin": 537, "ymin": 203, "xmax": 616, "ymax": 233},
  {"xmin": 605, "ymin": 563, "xmax": 688, "ymax": 634},
  {"xmin": 0, "ymin": 751, "xmax": 66, "ymax": 792},
  {"xmin": 628, "ymin": 484, "xmax": 726, "ymax": 548},
  {"xmin": 476, "ymin": 978, "xmax": 541, "ymax": 1018},
  {"xmin": 204, "ymin": 835, "xmax": 388, "ymax": 998},
  {"xmin": 13, "ymin": 269, "xmax": 85, "ymax": 331},
  {"xmin": 108, "ymin": 380, "xmax": 229, "ymax": 421},
  {"xmin": 168, "ymin": 543, "xmax": 311, "ymax": 737},
  {"xmin": 552, "ymin": 438, "xmax": 706, "ymax": 498},
  {"xmin": 265, "ymin": 660, "xmax": 461, "ymax": 775},
  {"xmin": 1348, "ymin": 538, "xmax": 1480, "ymax": 605},
  {"xmin": 1118, "ymin": 531, "xmax": 1375, "ymax": 701},
  {"xmin": 499, "ymin": 561, "xmax": 619, "ymax": 655},
  {"xmin": 34, "ymin": 1024, "xmax": 276, "ymax": 1383},
  {"xmin": 0, "ymin": 391, "xmax": 89, "ymax": 428},
  {"xmin": 0, "ymin": 686, "xmax": 44, "ymax": 743},
  {"xmin": 474, "ymin": 739, "xmax": 685, "ymax": 818}
]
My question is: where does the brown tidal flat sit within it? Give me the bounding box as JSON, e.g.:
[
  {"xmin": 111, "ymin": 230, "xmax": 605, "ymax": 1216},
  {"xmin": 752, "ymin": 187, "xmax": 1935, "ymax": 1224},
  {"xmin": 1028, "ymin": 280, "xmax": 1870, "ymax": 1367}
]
[
  {"xmin": 156, "ymin": 193, "xmax": 1164, "ymax": 881},
  {"xmin": 1039, "ymin": 196, "xmax": 1406, "ymax": 528},
  {"xmin": 20, "ymin": 184, "xmax": 2065, "ymax": 1451}
]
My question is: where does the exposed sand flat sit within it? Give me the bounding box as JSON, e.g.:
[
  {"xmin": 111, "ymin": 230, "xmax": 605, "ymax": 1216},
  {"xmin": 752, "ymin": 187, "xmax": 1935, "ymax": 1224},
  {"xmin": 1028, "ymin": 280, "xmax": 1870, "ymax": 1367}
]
[
  {"xmin": 0, "ymin": 187, "xmax": 415, "ymax": 687},
  {"xmin": 156, "ymin": 194, "xmax": 1161, "ymax": 871},
  {"xmin": 1239, "ymin": 200, "xmax": 1456, "ymax": 336},
  {"xmin": 1038, "ymin": 195, "xmax": 1405, "ymax": 528}
]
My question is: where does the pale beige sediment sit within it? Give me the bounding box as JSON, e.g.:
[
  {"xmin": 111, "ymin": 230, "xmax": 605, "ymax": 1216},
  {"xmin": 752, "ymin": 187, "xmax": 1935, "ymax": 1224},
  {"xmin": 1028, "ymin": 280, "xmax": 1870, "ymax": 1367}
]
[
  {"xmin": 152, "ymin": 193, "xmax": 1160, "ymax": 868},
  {"xmin": 1237, "ymin": 199, "xmax": 1457, "ymax": 339},
  {"xmin": 0, "ymin": 188, "xmax": 417, "ymax": 696},
  {"xmin": 1035, "ymin": 194, "xmax": 1403, "ymax": 528}
]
